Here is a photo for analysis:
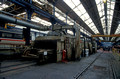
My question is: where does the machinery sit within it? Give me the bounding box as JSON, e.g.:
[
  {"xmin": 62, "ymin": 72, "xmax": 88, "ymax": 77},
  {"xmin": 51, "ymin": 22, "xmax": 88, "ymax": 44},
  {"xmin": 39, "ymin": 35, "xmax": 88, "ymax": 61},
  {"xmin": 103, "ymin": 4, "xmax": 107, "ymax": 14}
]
[
  {"xmin": 80, "ymin": 37, "xmax": 95, "ymax": 57},
  {"xmin": 86, "ymin": 38, "xmax": 93, "ymax": 55},
  {"xmin": 0, "ymin": 28, "xmax": 24, "ymax": 53},
  {"xmin": 0, "ymin": 26, "xmax": 46, "ymax": 58},
  {"xmin": 22, "ymin": 25, "xmax": 82, "ymax": 62},
  {"xmin": 92, "ymin": 39, "xmax": 97, "ymax": 54},
  {"xmin": 0, "ymin": 27, "xmax": 25, "ymax": 60}
]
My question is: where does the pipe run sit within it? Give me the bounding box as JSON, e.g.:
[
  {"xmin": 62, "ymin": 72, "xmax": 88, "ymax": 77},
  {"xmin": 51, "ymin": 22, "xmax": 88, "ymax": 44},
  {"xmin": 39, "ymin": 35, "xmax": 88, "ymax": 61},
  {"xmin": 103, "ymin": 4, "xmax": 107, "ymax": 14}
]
[{"xmin": 0, "ymin": 14, "xmax": 50, "ymax": 31}]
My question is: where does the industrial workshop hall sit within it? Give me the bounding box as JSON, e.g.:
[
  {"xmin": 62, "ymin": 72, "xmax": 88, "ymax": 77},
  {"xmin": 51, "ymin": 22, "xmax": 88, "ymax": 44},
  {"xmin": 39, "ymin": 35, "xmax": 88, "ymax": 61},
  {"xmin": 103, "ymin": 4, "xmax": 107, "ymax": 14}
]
[{"xmin": 0, "ymin": 0, "xmax": 120, "ymax": 79}]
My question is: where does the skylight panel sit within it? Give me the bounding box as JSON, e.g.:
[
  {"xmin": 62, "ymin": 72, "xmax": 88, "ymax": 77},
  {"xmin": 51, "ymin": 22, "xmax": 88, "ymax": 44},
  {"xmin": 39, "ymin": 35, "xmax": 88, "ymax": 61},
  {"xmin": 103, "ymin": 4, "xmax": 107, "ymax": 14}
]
[
  {"xmin": 31, "ymin": 19, "xmax": 39, "ymax": 22},
  {"xmin": 80, "ymin": 15, "xmax": 86, "ymax": 21},
  {"xmin": 1, "ymin": 4, "xmax": 8, "ymax": 8},
  {"xmin": 67, "ymin": 30, "xmax": 73, "ymax": 35},
  {"xmin": 82, "ymin": 30, "xmax": 91, "ymax": 36},
  {"xmin": 32, "ymin": 16, "xmax": 51, "ymax": 26},
  {"xmin": 80, "ymin": 26, "xmax": 90, "ymax": 35},
  {"xmin": 0, "ymin": 8, "xmax": 2, "ymax": 10},
  {"xmin": 77, "ymin": 4, "xmax": 86, "ymax": 14},
  {"xmin": 95, "ymin": 0, "xmax": 106, "ymax": 34},
  {"xmin": 80, "ymin": 29, "xmax": 84, "ymax": 33},
  {"xmin": 115, "ymin": 24, "xmax": 120, "ymax": 34},
  {"xmin": 88, "ymin": 22, "xmax": 93, "ymax": 25},
  {"xmin": 81, "ymin": 35, "xmax": 83, "ymax": 37},
  {"xmin": 31, "ymin": 29, "xmax": 40, "ymax": 32},
  {"xmin": 55, "ymin": 7, "xmax": 75, "ymax": 24},
  {"xmin": 111, "ymin": 3, "xmax": 115, "ymax": 9},
  {"xmin": 101, "ymin": 16, "xmax": 105, "ymax": 21},
  {"xmin": 99, "ymin": 11, "xmax": 103, "ymax": 17},
  {"xmin": 85, "ymin": 21, "xmax": 90, "ymax": 25},
  {"xmin": 85, "ymin": 19, "xmax": 92, "ymax": 25},
  {"xmin": 67, "ymin": 20, "xmax": 74, "ymax": 25},
  {"xmin": 111, "ymin": 37, "xmax": 115, "ymax": 41},
  {"xmin": 116, "ymin": 37, "xmax": 120, "ymax": 41},
  {"xmin": 15, "ymin": 25, "xmax": 26, "ymax": 29},
  {"xmin": 31, "ymin": 28, "xmax": 49, "ymax": 36},
  {"xmin": 87, "ymin": 19, "xmax": 92, "ymax": 24},
  {"xmin": 91, "ymin": 26, "xmax": 99, "ymax": 34},
  {"xmin": 67, "ymin": 16, "xmax": 74, "ymax": 23},
  {"xmin": 90, "ymin": 23, "xmax": 95, "ymax": 27},
  {"xmin": 39, "ymin": 31, "xmax": 49, "ymax": 34},
  {"xmin": 73, "ymin": 8, "xmax": 79, "ymax": 14},
  {"xmin": 107, "ymin": 10, "xmax": 110, "ymax": 14},
  {"xmin": 69, "ymin": 22, "xmax": 74, "ymax": 25},
  {"xmin": 107, "ymin": 2, "xmax": 111, "ymax": 8},
  {"xmin": 64, "ymin": 0, "xmax": 75, "ymax": 9},
  {"xmin": 107, "ymin": 0, "xmax": 115, "ymax": 35},
  {"xmin": 35, "ymin": 17, "xmax": 41, "ymax": 20},
  {"xmin": 0, "ymin": 4, "xmax": 9, "ymax": 10},
  {"xmin": 17, "ymin": 12, "xmax": 26, "ymax": 16},
  {"xmin": 33, "ymin": 0, "xmax": 44, "ymax": 5},
  {"xmin": 108, "ymin": 29, "xmax": 111, "ymax": 35},
  {"xmin": 55, "ymin": 12, "xmax": 60, "ymax": 17},
  {"xmin": 89, "ymin": 23, "xmax": 94, "ymax": 27},
  {"xmin": 55, "ymin": 7, "xmax": 76, "ymax": 26},
  {"xmin": 99, "ymin": 37, "xmax": 104, "ymax": 40},
  {"xmin": 110, "ymin": 15, "xmax": 113, "ymax": 19},
  {"xmin": 58, "ymin": 16, "xmax": 65, "ymax": 21},
  {"xmin": 97, "ymin": 4, "xmax": 102, "ymax": 12},
  {"xmin": 110, "ymin": 10, "xmax": 114, "ymax": 14},
  {"xmin": 96, "ymin": 0, "xmax": 101, "ymax": 4},
  {"xmin": 101, "ymin": 16, "xmax": 105, "ymax": 26},
  {"xmin": 84, "ymin": 13, "xmax": 89, "ymax": 20},
  {"xmin": 71, "ymin": 0, "xmax": 80, "ymax": 6},
  {"xmin": 64, "ymin": 0, "xmax": 99, "ymax": 34}
]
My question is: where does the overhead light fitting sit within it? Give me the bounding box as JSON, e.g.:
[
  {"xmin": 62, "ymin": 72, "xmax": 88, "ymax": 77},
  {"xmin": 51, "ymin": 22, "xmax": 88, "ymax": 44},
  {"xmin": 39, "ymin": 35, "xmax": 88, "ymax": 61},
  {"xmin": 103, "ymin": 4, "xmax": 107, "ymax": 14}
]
[{"xmin": 103, "ymin": 0, "xmax": 107, "ymax": 3}]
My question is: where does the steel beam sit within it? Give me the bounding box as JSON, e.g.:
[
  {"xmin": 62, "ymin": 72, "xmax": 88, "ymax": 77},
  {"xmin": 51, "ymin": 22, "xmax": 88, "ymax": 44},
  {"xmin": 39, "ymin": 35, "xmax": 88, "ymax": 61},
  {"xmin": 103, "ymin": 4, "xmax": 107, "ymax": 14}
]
[
  {"xmin": 92, "ymin": 34, "xmax": 120, "ymax": 37},
  {"xmin": 110, "ymin": 0, "xmax": 120, "ymax": 35},
  {"xmin": 104, "ymin": 1, "xmax": 108, "ymax": 35},
  {"xmin": 25, "ymin": 0, "xmax": 33, "ymax": 45},
  {"xmin": 8, "ymin": 0, "xmax": 66, "ymax": 25},
  {"xmin": 48, "ymin": 0, "xmax": 95, "ymax": 35},
  {"xmin": 80, "ymin": 0, "xmax": 104, "ymax": 35},
  {"xmin": 7, "ymin": 0, "xmax": 89, "ymax": 38}
]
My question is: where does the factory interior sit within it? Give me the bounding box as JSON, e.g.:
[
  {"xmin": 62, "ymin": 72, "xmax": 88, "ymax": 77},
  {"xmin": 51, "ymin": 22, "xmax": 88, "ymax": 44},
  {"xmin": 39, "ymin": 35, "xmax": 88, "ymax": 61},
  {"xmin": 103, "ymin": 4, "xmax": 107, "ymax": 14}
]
[{"xmin": 0, "ymin": 0, "xmax": 120, "ymax": 79}]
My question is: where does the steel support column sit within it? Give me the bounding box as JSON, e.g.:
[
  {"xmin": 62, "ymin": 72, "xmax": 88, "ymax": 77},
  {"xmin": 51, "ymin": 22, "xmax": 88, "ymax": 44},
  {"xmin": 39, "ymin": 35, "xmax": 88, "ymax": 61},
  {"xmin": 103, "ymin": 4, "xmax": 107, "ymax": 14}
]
[
  {"xmin": 73, "ymin": 21, "xmax": 76, "ymax": 36},
  {"xmin": 83, "ymin": 37, "xmax": 86, "ymax": 57},
  {"xmin": 104, "ymin": 1, "xmax": 108, "ymax": 41},
  {"xmin": 50, "ymin": 2, "xmax": 56, "ymax": 30},
  {"xmin": 65, "ymin": 13, "xmax": 68, "ymax": 33},
  {"xmin": 25, "ymin": 0, "xmax": 33, "ymax": 45}
]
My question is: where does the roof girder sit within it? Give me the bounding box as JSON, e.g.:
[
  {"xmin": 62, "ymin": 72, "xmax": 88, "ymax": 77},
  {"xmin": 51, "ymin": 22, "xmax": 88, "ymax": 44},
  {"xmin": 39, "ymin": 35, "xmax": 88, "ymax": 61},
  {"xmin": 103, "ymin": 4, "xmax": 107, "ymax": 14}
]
[
  {"xmin": 80, "ymin": 0, "xmax": 104, "ymax": 35},
  {"xmin": 49, "ymin": 0, "xmax": 95, "ymax": 35}
]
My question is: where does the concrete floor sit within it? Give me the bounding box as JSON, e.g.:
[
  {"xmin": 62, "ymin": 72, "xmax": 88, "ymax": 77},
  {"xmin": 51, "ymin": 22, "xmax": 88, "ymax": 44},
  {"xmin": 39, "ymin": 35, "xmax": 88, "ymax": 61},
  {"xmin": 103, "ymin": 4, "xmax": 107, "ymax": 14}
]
[
  {"xmin": 79, "ymin": 53, "xmax": 112, "ymax": 79},
  {"xmin": 0, "ymin": 52, "xmax": 115, "ymax": 79}
]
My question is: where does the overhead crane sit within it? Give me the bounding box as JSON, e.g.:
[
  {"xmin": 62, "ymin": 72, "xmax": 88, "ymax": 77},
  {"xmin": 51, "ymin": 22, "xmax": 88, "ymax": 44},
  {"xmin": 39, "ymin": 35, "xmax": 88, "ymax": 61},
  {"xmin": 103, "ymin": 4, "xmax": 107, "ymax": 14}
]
[{"xmin": 91, "ymin": 34, "xmax": 120, "ymax": 37}]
